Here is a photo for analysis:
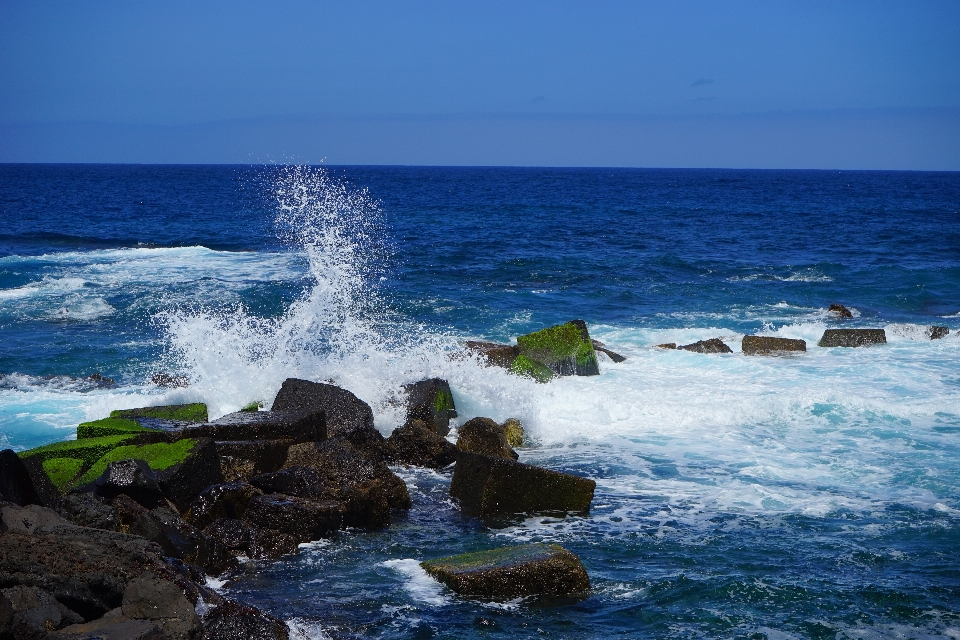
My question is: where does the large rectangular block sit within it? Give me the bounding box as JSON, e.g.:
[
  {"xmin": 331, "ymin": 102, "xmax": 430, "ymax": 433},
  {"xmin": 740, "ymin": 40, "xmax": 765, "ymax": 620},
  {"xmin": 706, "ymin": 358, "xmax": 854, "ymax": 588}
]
[
  {"xmin": 450, "ymin": 452, "xmax": 595, "ymax": 516},
  {"xmin": 137, "ymin": 409, "xmax": 325, "ymax": 444},
  {"xmin": 742, "ymin": 335, "xmax": 806, "ymax": 355},
  {"xmin": 818, "ymin": 329, "xmax": 887, "ymax": 348}
]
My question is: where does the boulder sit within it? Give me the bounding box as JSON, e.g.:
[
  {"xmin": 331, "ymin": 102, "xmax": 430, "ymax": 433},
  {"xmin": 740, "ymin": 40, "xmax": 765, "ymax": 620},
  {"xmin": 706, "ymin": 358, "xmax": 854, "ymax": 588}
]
[
  {"xmin": 655, "ymin": 343, "xmax": 677, "ymax": 349},
  {"xmin": 249, "ymin": 467, "xmax": 325, "ymax": 498},
  {"xmin": 76, "ymin": 417, "xmax": 157, "ymax": 440},
  {"xmin": 243, "ymin": 494, "xmax": 342, "ymax": 542},
  {"xmin": 203, "ymin": 519, "xmax": 251, "ymax": 554},
  {"xmin": 112, "ymin": 494, "xmax": 148, "ymax": 533},
  {"xmin": 0, "ymin": 593, "xmax": 9, "ymax": 637},
  {"xmin": 2, "ymin": 584, "xmax": 84, "ymax": 638},
  {"xmin": 184, "ymin": 482, "xmax": 263, "ymax": 530},
  {"xmin": 828, "ymin": 303, "xmax": 854, "ymax": 318},
  {"xmin": 130, "ymin": 507, "xmax": 234, "ymax": 575},
  {"xmin": 247, "ymin": 528, "xmax": 299, "ymax": 560},
  {"xmin": 403, "ymin": 378, "xmax": 458, "ymax": 437},
  {"xmin": 516, "ymin": 320, "xmax": 600, "ymax": 377},
  {"xmin": 0, "ymin": 449, "xmax": 44, "ymax": 507},
  {"xmin": 421, "ymin": 543, "xmax": 590, "ymax": 599},
  {"xmin": 47, "ymin": 613, "xmax": 165, "ymax": 639},
  {"xmin": 591, "ymin": 340, "xmax": 626, "ymax": 363},
  {"xmin": 509, "ymin": 355, "xmax": 555, "ymax": 383},
  {"xmin": 501, "ymin": 419, "xmax": 524, "ymax": 448},
  {"xmin": 199, "ymin": 600, "xmax": 290, "ymax": 640},
  {"xmin": 121, "ymin": 576, "xmax": 200, "ymax": 640},
  {"xmin": 464, "ymin": 341, "xmax": 521, "ymax": 369},
  {"xmin": 0, "ymin": 503, "xmax": 69, "ymax": 535},
  {"xmin": 450, "ymin": 452, "xmax": 595, "ymax": 517},
  {"xmin": 58, "ymin": 492, "xmax": 121, "ymax": 531},
  {"xmin": 92, "ymin": 459, "xmax": 165, "ymax": 509},
  {"xmin": 677, "ymin": 338, "xmax": 733, "ymax": 354},
  {"xmin": 148, "ymin": 410, "xmax": 326, "ymax": 446},
  {"xmin": 154, "ymin": 439, "xmax": 224, "ymax": 512},
  {"xmin": 456, "ymin": 418, "xmax": 517, "ymax": 461},
  {"xmin": 385, "ymin": 420, "xmax": 458, "ymax": 469},
  {"xmin": 111, "ymin": 403, "xmax": 208, "ymax": 423},
  {"xmin": 741, "ymin": 336, "xmax": 806, "ymax": 356},
  {"xmin": 270, "ymin": 378, "xmax": 376, "ymax": 445},
  {"xmin": 929, "ymin": 326, "xmax": 950, "ymax": 340},
  {"xmin": 215, "ymin": 439, "xmax": 292, "ymax": 482},
  {"xmin": 818, "ymin": 329, "xmax": 887, "ymax": 348}
]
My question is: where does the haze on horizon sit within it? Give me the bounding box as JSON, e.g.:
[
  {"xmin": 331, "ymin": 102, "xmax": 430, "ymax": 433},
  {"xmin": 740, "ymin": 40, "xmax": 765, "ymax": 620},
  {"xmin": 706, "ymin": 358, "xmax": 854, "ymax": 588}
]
[{"xmin": 1, "ymin": 1, "xmax": 958, "ymax": 169}]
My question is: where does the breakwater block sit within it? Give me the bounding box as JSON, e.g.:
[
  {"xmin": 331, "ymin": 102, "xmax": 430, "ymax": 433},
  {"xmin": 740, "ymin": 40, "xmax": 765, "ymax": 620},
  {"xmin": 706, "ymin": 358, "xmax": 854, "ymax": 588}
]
[
  {"xmin": 244, "ymin": 493, "xmax": 343, "ymax": 541},
  {"xmin": 421, "ymin": 543, "xmax": 590, "ymax": 599},
  {"xmin": 385, "ymin": 421, "xmax": 458, "ymax": 469},
  {"xmin": 818, "ymin": 329, "xmax": 887, "ymax": 348},
  {"xmin": 111, "ymin": 403, "xmax": 208, "ymax": 423},
  {"xmin": 516, "ymin": 320, "xmax": 600, "ymax": 377},
  {"xmin": 145, "ymin": 409, "xmax": 325, "ymax": 445},
  {"xmin": 450, "ymin": 452, "xmax": 595, "ymax": 516},
  {"xmin": 742, "ymin": 336, "xmax": 806, "ymax": 355},
  {"xmin": 456, "ymin": 417, "xmax": 517, "ymax": 461},
  {"xmin": 678, "ymin": 338, "xmax": 733, "ymax": 353},
  {"xmin": 215, "ymin": 439, "xmax": 292, "ymax": 481},
  {"xmin": 403, "ymin": 378, "xmax": 457, "ymax": 437}
]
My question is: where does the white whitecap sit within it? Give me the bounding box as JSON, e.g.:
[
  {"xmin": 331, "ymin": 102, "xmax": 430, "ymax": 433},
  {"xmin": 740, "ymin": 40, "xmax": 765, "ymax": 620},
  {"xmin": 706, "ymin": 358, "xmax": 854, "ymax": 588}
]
[{"xmin": 380, "ymin": 559, "xmax": 451, "ymax": 606}]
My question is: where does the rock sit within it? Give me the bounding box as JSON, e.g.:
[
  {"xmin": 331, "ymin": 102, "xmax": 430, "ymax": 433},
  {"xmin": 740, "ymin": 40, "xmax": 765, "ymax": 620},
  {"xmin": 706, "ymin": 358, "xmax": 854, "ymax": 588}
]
[
  {"xmin": 76, "ymin": 418, "xmax": 158, "ymax": 440},
  {"xmin": 131, "ymin": 508, "xmax": 235, "ymax": 575},
  {"xmin": 92, "ymin": 460, "xmax": 165, "ymax": 509},
  {"xmin": 385, "ymin": 421, "xmax": 458, "ymax": 469},
  {"xmin": 19, "ymin": 455, "xmax": 61, "ymax": 509},
  {"xmin": 464, "ymin": 341, "xmax": 521, "ymax": 368},
  {"xmin": 403, "ymin": 378, "xmax": 458, "ymax": 437},
  {"xmin": 741, "ymin": 336, "xmax": 806, "ymax": 356},
  {"xmin": 509, "ymin": 355, "xmax": 555, "ymax": 383},
  {"xmin": 199, "ymin": 600, "xmax": 289, "ymax": 640},
  {"xmin": 45, "ymin": 616, "xmax": 164, "ymax": 639},
  {"xmin": 111, "ymin": 494, "xmax": 148, "ymax": 533},
  {"xmin": 247, "ymin": 527, "xmax": 299, "ymax": 560},
  {"xmin": 829, "ymin": 303, "xmax": 854, "ymax": 318},
  {"xmin": 154, "ymin": 439, "xmax": 224, "ymax": 513},
  {"xmin": 2, "ymin": 584, "xmax": 84, "ymax": 638},
  {"xmin": 516, "ymin": 320, "xmax": 600, "ymax": 377},
  {"xmin": 656, "ymin": 343, "xmax": 677, "ymax": 349},
  {"xmin": 818, "ymin": 329, "xmax": 887, "ymax": 348},
  {"xmin": 678, "ymin": 338, "xmax": 732, "ymax": 353},
  {"xmin": 151, "ymin": 373, "xmax": 189, "ymax": 388},
  {"xmin": 202, "ymin": 519, "xmax": 251, "ymax": 553},
  {"xmin": 450, "ymin": 452, "xmax": 595, "ymax": 517},
  {"xmin": 58, "ymin": 493, "xmax": 120, "ymax": 531},
  {"xmin": 249, "ymin": 467, "xmax": 325, "ymax": 498},
  {"xmin": 421, "ymin": 543, "xmax": 589, "ymax": 599},
  {"xmin": 0, "ymin": 593, "xmax": 11, "ymax": 637},
  {"xmin": 0, "ymin": 450, "xmax": 44, "ymax": 507},
  {"xmin": 144, "ymin": 410, "xmax": 326, "ymax": 447},
  {"xmin": 591, "ymin": 340, "xmax": 626, "ymax": 363},
  {"xmin": 456, "ymin": 418, "xmax": 517, "ymax": 461},
  {"xmin": 0, "ymin": 503, "xmax": 69, "ymax": 535},
  {"xmin": 121, "ymin": 576, "xmax": 200, "ymax": 640},
  {"xmin": 215, "ymin": 440, "xmax": 292, "ymax": 482},
  {"xmin": 243, "ymin": 494, "xmax": 342, "ymax": 543},
  {"xmin": 111, "ymin": 403, "xmax": 208, "ymax": 423},
  {"xmin": 500, "ymin": 419, "xmax": 524, "ymax": 448},
  {"xmin": 271, "ymin": 379, "xmax": 384, "ymax": 458},
  {"xmin": 929, "ymin": 326, "xmax": 950, "ymax": 340},
  {"xmin": 183, "ymin": 482, "xmax": 262, "ymax": 530}
]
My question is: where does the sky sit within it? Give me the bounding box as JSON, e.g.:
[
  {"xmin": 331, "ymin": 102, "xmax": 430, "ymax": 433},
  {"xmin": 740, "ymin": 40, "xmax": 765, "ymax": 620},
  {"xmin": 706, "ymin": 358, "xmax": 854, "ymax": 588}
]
[{"xmin": 1, "ymin": 1, "xmax": 958, "ymax": 169}]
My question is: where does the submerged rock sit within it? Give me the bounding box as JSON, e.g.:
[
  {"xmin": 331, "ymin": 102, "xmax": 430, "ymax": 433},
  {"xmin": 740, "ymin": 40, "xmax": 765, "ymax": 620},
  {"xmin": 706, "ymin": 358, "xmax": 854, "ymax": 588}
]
[
  {"xmin": 516, "ymin": 320, "xmax": 600, "ymax": 377},
  {"xmin": 403, "ymin": 378, "xmax": 458, "ymax": 437},
  {"xmin": 421, "ymin": 543, "xmax": 590, "ymax": 599},
  {"xmin": 928, "ymin": 326, "xmax": 950, "ymax": 340},
  {"xmin": 385, "ymin": 420, "xmax": 458, "ymax": 469},
  {"xmin": 741, "ymin": 336, "xmax": 806, "ymax": 356},
  {"xmin": 450, "ymin": 452, "xmax": 595, "ymax": 517},
  {"xmin": 677, "ymin": 338, "xmax": 733, "ymax": 354},
  {"xmin": 456, "ymin": 418, "xmax": 517, "ymax": 461},
  {"xmin": 828, "ymin": 303, "xmax": 854, "ymax": 318},
  {"xmin": 591, "ymin": 339, "xmax": 626, "ymax": 363},
  {"xmin": 818, "ymin": 328, "xmax": 887, "ymax": 348}
]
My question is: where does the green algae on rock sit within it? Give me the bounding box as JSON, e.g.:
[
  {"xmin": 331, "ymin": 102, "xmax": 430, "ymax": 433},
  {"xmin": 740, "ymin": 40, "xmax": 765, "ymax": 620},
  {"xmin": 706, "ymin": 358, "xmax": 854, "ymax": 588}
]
[
  {"xmin": 76, "ymin": 439, "xmax": 198, "ymax": 486},
  {"xmin": 509, "ymin": 354, "xmax": 555, "ymax": 383},
  {"xmin": 111, "ymin": 403, "xmax": 208, "ymax": 423},
  {"xmin": 516, "ymin": 319, "xmax": 600, "ymax": 377},
  {"xmin": 77, "ymin": 417, "xmax": 156, "ymax": 439},
  {"xmin": 501, "ymin": 418, "xmax": 524, "ymax": 448},
  {"xmin": 20, "ymin": 434, "xmax": 138, "ymax": 471},
  {"xmin": 403, "ymin": 378, "xmax": 458, "ymax": 437},
  {"xmin": 240, "ymin": 401, "xmax": 264, "ymax": 412},
  {"xmin": 42, "ymin": 458, "xmax": 84, "ymax": 491},
  {"xmin": 421, "ymin": 543, "xmax": 590, "ymax": 599}
]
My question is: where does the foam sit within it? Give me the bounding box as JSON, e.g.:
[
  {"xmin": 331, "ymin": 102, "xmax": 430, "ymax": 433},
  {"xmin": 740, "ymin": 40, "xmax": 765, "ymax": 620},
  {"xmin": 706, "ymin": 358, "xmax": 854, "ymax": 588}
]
[{"xmin": 380, "ymin": 559, "xmax": 451, "ymax": 606}]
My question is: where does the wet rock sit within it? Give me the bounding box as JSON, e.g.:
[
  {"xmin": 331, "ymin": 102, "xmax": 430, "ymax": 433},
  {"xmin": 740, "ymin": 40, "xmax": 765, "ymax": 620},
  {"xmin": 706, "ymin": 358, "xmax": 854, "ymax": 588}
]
[
  {"xmin": 150, "ymin": 410, "xmax": 327, "ymax": 447},
  {"xmin": 928, "ymin": 326, "xmax": 950, "ymax": 340},
  {"xmin": 456, "ymin": 418, "xmax": 517, "ymax": 461},
  {"xmin": 818, "ymin": 328, "xmax": 887, "ymax": 348},
  {"xmin": 271, "ymin": 379, "xmax": 384, "ymax": 459},
  {"xmin": 591, "ymin": 339, "xmax": 626, "ymax": 363},
  {"xmin": 215, "ymin": 440, "xmax": 292, "ymax": 482},
  {"xmin": 516, "ymin": 320, "xmax": 600, "ymax": 377},
  {"xmin": 829, "ymin": 303, "xmax": 854, "ymax": 318},
  {"xmin": 741, "ymin": 336, "xmax": 806, "ymax": 356},
  {"xmin": 421, "ymin": 543, "xmax": 590, "ymax": 599},
  {"xmin": 0, "ymin": 503, "xmax": 69, "ymax": 535},
  {"xmin": 58, "ymin": 492, "xmax": 120, "ymax": 531},
  {"xmin": 243, "ymin": 494, "xmax": 342, "ymax": 542},
  {"xmin": 2, "ymin": 584, "xmax": 84, "ymax": 638},
  {"xmin": 45, "ymin": 615, "xmax": 164, "ymax": 639},
  {"xmin": 183, "ymin": 482, "xmax": 262, "ymax": 530},
  {"xmin": 249, "ymin": 467, "xmax": 325, "ymax": 498},
  {"xmin": 385, "ymin": 420, "xmax": 458, "ymax": 469},
  {"xmin": 655, "ymin": 343, "xmax": 677, "ymax": 349},
  {"xmin": 93, "ymin": 459, "xmax": 165, "ymax": 509},
  {"xmin": 677, "ymin": 338, "xmax": 733, "ymax": 354},
  {"xmin": 501, "ymin": 419, "xmax": 524, "ymax": 448},
  {"xmin": 154, "ymin": 438, "xmax": 224, "ymax": 513},
  {"xmin": 403, "ymin": 378, "xmax": 458, "ymax": 437},
  {"xmin": 0, "ymin": 450, "xmax": 44, "ymax": 507},
  {"xmin": 199, "ymin": 600, "xmax": 290, "ymax": 640},
  {"xmin": 112, "ymin": 494, "xmax": 148, "ymax": 533},
  {"xmin": 131, "ymin": 508, "xmax": 235, "ymax": 575},
  {"xmin": 0, "ymin": 592, "xmax": 11, "ymax": 636},
  {"xmin": 121, "ymin": 576, "xmax": 200, "ymax": 640},
  {"xmin": 151, "ymin": 372, "xmax": 189, "ymax": 389},
  {"xmin": 202, "ymin": 519, "xmax": 251, "ymax": 553},
  {"xmin": 248, "ymin": 528, "xmax": 299, "ymax": 560},
  {"xmin": 112, "ymin": 404, "xmax": 208, "ymax": 423},
  {"xmin": 450, "ymin": 452, "xmax": 595, "ymax": 517},
  {"xmin": 465, "ymin": 341, "xmax": 520, "ymax": 369},
  {"xmin": 19, "ymin": 455, "xmax": 61, "ymax": 509}
]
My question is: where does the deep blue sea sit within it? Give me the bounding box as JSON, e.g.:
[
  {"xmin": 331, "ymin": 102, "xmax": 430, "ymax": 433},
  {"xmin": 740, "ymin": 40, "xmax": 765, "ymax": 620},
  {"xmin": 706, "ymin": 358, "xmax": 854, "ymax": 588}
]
[{"xmin": 1, "ymin": 164, "xmax": 959, "ymax": 639}]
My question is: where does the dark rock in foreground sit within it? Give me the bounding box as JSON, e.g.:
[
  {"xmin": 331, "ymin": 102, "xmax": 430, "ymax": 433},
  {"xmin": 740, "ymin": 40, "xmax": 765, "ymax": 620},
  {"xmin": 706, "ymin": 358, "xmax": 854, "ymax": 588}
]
[
  {"xmin": 0, "ymin": 449, "xmax": 44, "ymax": 507},
  {"xmin": 184, "ymin": 481, "xmax": 263, "ymax": 529},
  {"xmin": 216, "ymin": 439, "xmax": 292, "ymax": 482},
  {"xmin": 403, "ymin": 378, "xmax": 458, "ymax": 437},
  {"xmin": 154, "ymin": 438, "xmax": 224, "ymax": 512},
  {"xmin": 385, "ymin": 421, "xmax": 458, "ymax": 469},
  {"xmin": 93, "ymin": 459, "xmax": 165, "ymax": 509},
  {"xmin": 200, "ymin": 600, "xmax": 290, "ymax": 640},
  {"xmin": 244, "ymin": 493, "xmax": 342, "ymax": 542},
  {"xmin": 450, "ymin": 452, "xmax": 595, "ymax": 517},
  {"xmin": 678, "ymin": 338, "xmax": 733, "ymax": 354},
  {"xmin": 456, "ymin": 418, "xmax": 517, "ymax": 461},
  {"xmin": 818, "ymin": 329, "xmax": 887, "ymax": 348},
  {"xmin": 829, "ymin": 303, "xmax": 854, "ymax": 318},
  {"xmin": 741, "ymin": 336, "xmax": 806, "ymax": 356},
  {"xmin": 929, "ymin": 326, "xmax": 950, "ymax": 340},
  {"xmin": 421, "ymin": 543, "xmax": 590, "ymax": 599}
]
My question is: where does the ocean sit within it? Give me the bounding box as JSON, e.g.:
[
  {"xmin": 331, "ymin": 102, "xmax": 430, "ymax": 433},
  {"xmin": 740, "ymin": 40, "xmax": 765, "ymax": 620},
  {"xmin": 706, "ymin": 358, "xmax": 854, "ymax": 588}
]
[{"xmin": 1, "ymin": 163, "xmax": 959, "ymax": 639}]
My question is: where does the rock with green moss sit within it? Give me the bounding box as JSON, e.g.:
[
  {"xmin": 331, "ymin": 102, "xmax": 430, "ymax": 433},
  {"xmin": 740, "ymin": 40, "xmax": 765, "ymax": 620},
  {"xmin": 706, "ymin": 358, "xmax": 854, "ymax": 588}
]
[
  {"xmin": 509, "ymin": 354, "xmax": 554, "ymax": 383},
  {"xmin": 110, "ymin": 403, "xmax": 208, "ymax": 423},
  {"xmin": 403, "ymin": 378, "xmax": 458, "ymax": 437},
  {"xmin": 455, "ymin": 418, "xmax": 517, "ymax": 461},
  {"xmin": 160, "ymin": 409, "xmax": 326, "ymax": 445},
  {"xmin": 19, "ymin": 435, "xmax": 139, "ymax": 487},
  {"xmin": 516, "ymin": 320, "xmax": 600, "ymax": 377},
  {"xmin": 421, "ymin": 543, "xmax": 590, "ymax": 599},
  {"xmin": 240, "ymin": 401, "xmax": 263, "ymax": 412},
  {"xmin": 77, "ymin": 417, "xmax": 155, "ymax": 439},
  {"xmin": 500, "ymin": 418, "xmax": 524, "ymax": 448},
  {"xmin": 450, "ymin": 452, "xmax": 595, "ymax": 517}
]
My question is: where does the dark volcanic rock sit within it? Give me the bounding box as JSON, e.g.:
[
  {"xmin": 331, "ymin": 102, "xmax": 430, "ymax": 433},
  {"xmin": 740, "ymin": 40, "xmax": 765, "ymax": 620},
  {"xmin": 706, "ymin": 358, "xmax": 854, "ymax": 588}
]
[
  {"xmin": 0, "ymin": 449, "xmax": 44, "ymax": 507},
  {"xmin": 248, "ymin": 528, "xmax": 299, "ymax": 560},
  {"xmin": 243, "ymin": 494, "xmax": 342, "ymax": 542},
  {"xmin": 203, "ymin": 519, "xmax": 251, "ymax": 553},
  {"xmin": 421, "ymin": 543, "xmax": 590, "ymax": 599},
  {"xmin": 93, "ymin": 459, "xmax": 165, "ymax": 509},
  {"xmin": 112, "ymin": 494, "xmax": 148, "ymax": 533},
  {"xmin": 48, "ymin": 614, "xmax": 165, "ymax": 639},
  {"xmin": 184, "ymin": 482, "xmax": 262, "ymax": 530},
  {"xmin": 1, "ymin": 503, "xmax": 70, "ymax": 535},
  {"xmin": 200, "ymin": 410, "xmax": 325, "ymax": 444},
  {"xmin": 464, "ymin": 341, "xmax": 521, "ymax": 369},
  {"xmin": 677, "ymin": 338, "xmax": 733, "ymax": 354},
  {"xmin": 829, "ymin": 303, "xmax": 854, "ymax": 318},
  {"xmin": 199, "ymin": 600, "xmax": 290, "ymax": 640},
  {"xmin": 741, "ymin": 336, "xmax": 807, "ymax": 356},
  {"xmin": 155, "ymin": 438, "xmax": 224, "ymax": 513},
  {"xmin": 249, "ymin": 467, "xmax": 325, "ymax": 498},
  {"xmin": 456, "ymin": 418, "xmax": 517, "ymax": 461},
  {"xmin": 818, "ymin": 329, "xmax": 887, "ymax": 348},
  {"xmin": 121, "ymin": 576, "xmax": 200, "ymax": 640},
  {"xmin": 19, "ymin": 454, "xmax": 61, "ymax": 509},
  {"xmin": 59, "ymin": 492, "xmax": 121, "ymax": 531},
  {"xmin": 215, "ymin": 439, "xmax": 292, "ymax": 482},
  {"xmin": 271, "ymin": 378, "xmax": 372, "ymax": 438},
  {"xmin": 929, "ymin": 326, "xmax": 950, "ymax": 340},
  {"xmin": 403, "ymin": 378, "xmax": 458, "ymax": 437},
  {"xmin": 385, "ymin": 420, "xmax": 458, "ymax": 469},
  {"xmin": 131, "ymin": 507, "xmax": 235, "ymax": 575},
  {"xmin": 591, "ymin": 339, "xmax": 626, "ymax": 363},
  {"xmin": 450, "ymin": 452, "xmax": 595, "ymax": 517},
  {"xmin": 656, "ymin": 343, "xmax": 677, "ymax": 349},
  {"xmin": 2, "ymin": 584, "xmax": 84, "ymax": 638}
]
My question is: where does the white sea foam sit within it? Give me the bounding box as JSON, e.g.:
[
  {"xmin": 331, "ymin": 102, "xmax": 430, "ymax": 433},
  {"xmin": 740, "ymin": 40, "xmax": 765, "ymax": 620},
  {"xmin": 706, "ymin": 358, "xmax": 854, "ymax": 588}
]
[
  {"xmin": 380, "ymin": 559, "xmax": 451, "ymax": 606},
  {"xmin": 286, "ymin": 618, "xmax": 334, "ymax": 640}
]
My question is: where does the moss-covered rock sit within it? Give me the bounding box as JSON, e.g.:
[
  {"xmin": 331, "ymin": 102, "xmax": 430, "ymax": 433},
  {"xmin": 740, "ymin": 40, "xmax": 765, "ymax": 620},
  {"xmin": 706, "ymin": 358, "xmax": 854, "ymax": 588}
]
[
  {"xmin": 75, "ymin": 439, "xmax": 198, "ymax": 487},
  {"xmin": 19, "ymin": 435, "xmax": 138, "ymax": 487},
  {"xmin": 818, "ymin": 329, "xmax": 887, "ymax": 348},
  {"xmin": 421, "ymin": 543, "xmax": 590, "ymax": 599},
  {"xmin": 450, "ymin": 452, "xmax": 595, "ymax": 517},
  {"xmin": 501, "ymin": 418, "xmax": 524, "ymax": 448},
  {"xmin": 516, "ymin": 320, "xmax": 600, "ymax": 377},
  {"xmin": 240, "ymin": 401, "xmax": 263, "ymax": 412},
  {"xmin": 77, "ymin": 417, "xmax": 155, "ymax": 439},
  {"xmin": 42, "ymin": 458, "xmax": 83, "ymax": 492},
  {"xmin": 509, "ymin": 354, "xmax": 554, "ymax": 383},
  {"xmin": 110, "ymin": 403, "xmax": 208, "ymax": 423},
  {"xmin": 741, "ymin": 336, "xmax": 806, "ymax": 356}
]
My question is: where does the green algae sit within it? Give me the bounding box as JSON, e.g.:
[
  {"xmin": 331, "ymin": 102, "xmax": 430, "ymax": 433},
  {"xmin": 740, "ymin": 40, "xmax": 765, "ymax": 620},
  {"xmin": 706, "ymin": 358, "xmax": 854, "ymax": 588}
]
[
  {"xmin": 110, "ymin": 402, "xmax": 208, "ymax": 423},
  {"xmin": 42, "ymin": 457, "xmax": 83, "ymax": 491},
  {"xmin": 77, "ymin": 417, "xmax": 155, "ymax": 439},
  {"xmin": 76, "ymin": 438, "xmax": 197, "ymax": 486},
  {"xmin": 509, "ymin": 354, "xmax": 555, "ymax": 383},
  {"xmin": 432, "ymin": 389, "xmax": 454, "ymax": 413},
  {"xmin": 20, "ymin": 435, "xmax": 136, "ymax": 466},
  {"xmin": 240, "ymin": 401, "xmax": 264, "ymax": 412},
  {"xmin": 501, "ymin": 418, "xmax": 524, "ymax": 447},
  {"xmin": 516, "ymin": 321, "xmax": 598, "ymax": 376}
]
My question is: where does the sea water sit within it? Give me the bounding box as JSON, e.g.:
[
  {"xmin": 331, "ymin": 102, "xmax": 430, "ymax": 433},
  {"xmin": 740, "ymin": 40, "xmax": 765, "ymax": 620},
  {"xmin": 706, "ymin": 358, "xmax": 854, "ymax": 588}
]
[{"xmin": 1, "ymin": 164, "xmax": 958, "ymax": 639}]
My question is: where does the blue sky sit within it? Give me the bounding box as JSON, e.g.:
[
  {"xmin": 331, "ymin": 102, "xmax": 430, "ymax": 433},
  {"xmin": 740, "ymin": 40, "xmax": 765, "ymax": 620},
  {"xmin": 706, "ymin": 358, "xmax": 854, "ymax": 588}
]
[{"xmin": 1, "ymin": 1, "xmax": 958, "ymax": 168}]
